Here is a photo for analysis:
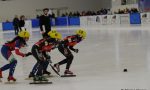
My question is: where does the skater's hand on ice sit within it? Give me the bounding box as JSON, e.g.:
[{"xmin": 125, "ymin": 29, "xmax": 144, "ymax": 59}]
[{"xmin": 74, "ymin": 49, "xmax": 79, "ymax": 53}]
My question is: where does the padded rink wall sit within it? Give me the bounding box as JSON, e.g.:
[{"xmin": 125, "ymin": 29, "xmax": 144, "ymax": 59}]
[
  {"xmin": 1, "ymin": 13, "xmax": 150, "ymax": 31},
  {"xmin": 80, "ymin": 13, "xmax": 150, "ymax": 26}
]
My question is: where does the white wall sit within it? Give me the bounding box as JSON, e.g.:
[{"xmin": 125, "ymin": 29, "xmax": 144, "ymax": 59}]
[{"xmin": 0, "ymin": 0, "xmax": 111, "ymax": 22}]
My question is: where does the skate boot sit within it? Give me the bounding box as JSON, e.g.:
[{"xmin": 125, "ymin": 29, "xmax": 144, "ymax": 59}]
[
  {"xmin": 43, "ymin": 71, "xmax": 51, "ymax": 76},
  {"xmin": 61, "ymin": 70, "xmax": 76, "ymax": 77},
  {"xmin": 7, "ymin": 76, "xmax": 16, "ymax": 82},
  {"xmin": 54, "ymin": 64, "xmax": 60, "ymax": 72},
  {"xmin": 33, "ymin": 76, "xmax": 40, "ymax": 81},
  {"xmin": 39, "ymin": 76, "xmax": 48, "ymax": 82},
  {"xmin": 28, "ymin": 72, "xmax": 35, "ymax": 78},
  {"xmin": 64, "ymin": 70, "xmax": 73, "ymax": 75},
  {"xmin": 0, "ymin": 69, "xmax": 2, "ymax": 78}
]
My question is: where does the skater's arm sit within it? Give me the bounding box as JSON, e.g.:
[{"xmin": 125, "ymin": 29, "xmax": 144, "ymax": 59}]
[
  {"xmin": 15, "ymin": 48, "xmax": 25, "ymax": 57},
  {"xmin": 69, "ymin": 46, "xmax": 78, "ymax": 53},
  {"xmin": 15, "ymin": 40, "xmax": 25, "ymax": 57},
  {"xmin": 69, "ymin": 46, "xmax": 75, "ymax": 51}
]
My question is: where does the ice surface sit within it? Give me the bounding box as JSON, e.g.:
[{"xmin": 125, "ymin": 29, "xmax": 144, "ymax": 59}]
[{"xmin": 0, "ymin": 25, "xmax": 150, "ymax": 90}]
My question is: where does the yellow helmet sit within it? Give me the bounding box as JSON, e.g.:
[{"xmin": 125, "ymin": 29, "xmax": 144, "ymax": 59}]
[
  {"xmin": 48, "ymin": 30, "xmax": 58, "ymax": 37},
  {"xmin": 18, "ymin": 30, "xmax": 30, "ymax": 38},
  {"xmin": 48, "ymin": 30, "xmax": 62, "ymax": 40},
  {"xmin": 48, "ymin": 32, "xmax": 62, "ymax": 40},
  {"xmin": 50, "ymin": 30, "xmax": 57, "ymax": 34},
  {"xmin": 76, "ymin": 29, "xmax": 87, "ymax": 39}
]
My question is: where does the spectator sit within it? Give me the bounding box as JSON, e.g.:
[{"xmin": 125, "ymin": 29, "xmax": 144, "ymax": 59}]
[
  {"xmin": 61, "ymin": 13, "xmax": 66, "ymax": 17},
  {"xmin": 51, "ymin": 12, "xmax": 55, "ymax": 18},
  {"xmin": 13, "ymin": 15, "xmax": 19, "ymax": 35},
  {"xmin": 19, "ymin": 15, "xmax": 25, "ymax": 31},
  {"xmin": 39, "ymin": 8, "xmax": 52, "ymax": 38},
  {"xmin": 69, "ymin": 12, "xmax": 73, "ymax": 17},
  {"xmin": 36, "ymin": 15, "xmax": 40, "ymax": 19}
]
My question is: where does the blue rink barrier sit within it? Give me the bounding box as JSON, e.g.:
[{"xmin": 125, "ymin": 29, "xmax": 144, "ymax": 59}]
[
  {"xmin": 31, "ymin": 18, "xmax": 55, "ymax": 28},
  {"xmin": 31, "ymin": 19, "xmax": 39, "ymax": 28},
  {"xmin": 130, "ymin": 13, "xmax": 141, "ymax": 24},
  {"xmin": 55, "ymin": 17, "xmax": 68, "ymax": 26},
  {"xmin": 2, "ymin": 22, "xmax": 14, "ymax": 31},
  {"xmin": 2, "ymin": 17, "xmax": 80, "ymax": 30},
  {"xmin": 68, "ymin": 17, "xmax": 80, "ymax": 25}
]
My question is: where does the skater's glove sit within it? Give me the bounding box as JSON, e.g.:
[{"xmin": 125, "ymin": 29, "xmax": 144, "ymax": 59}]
[
  {"xmin": 74, "ymin": 49, "xmax": 79, "ymax": 53},
  {"xmin": 25, "ymin": 52, "xmax": 32, "ymax": 57}
]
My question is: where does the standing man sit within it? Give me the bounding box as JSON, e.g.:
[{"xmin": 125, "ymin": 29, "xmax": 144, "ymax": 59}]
[
  {"xmin": 19, "ymin": 15, "xmax": 25, "ymax": 31},
  {"xmin": 13, "ymin": 15, "xmax": 19, "ymax": 35},
  {"xmin": 39, "ymin": 8, "xmax": 52, "ymax": 38}
]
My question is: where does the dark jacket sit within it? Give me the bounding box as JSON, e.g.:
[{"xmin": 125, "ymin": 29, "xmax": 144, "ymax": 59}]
[
  {"xmin": 19, "ymin": 20, "xmax": 25, "ymax": 28},
  {"xmin": 39, "ymin": 14, "xmax": 51, "ymax": 32},
  {"xmin": 13, "ymin": 18, "xmax": 19, "ymax": 27}
]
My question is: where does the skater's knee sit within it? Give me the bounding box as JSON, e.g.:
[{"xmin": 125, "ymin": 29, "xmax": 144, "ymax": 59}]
[
  {"xmin": 13, "ymin": 60, "xmax": 17, "ymax": 63},
  {"xmin": 10, "ymin": 59, "xmax": 17, "ymax": 64},
  {"xmin": 67, "ymin": 54, "xmax": 74, "ymax": 60}
]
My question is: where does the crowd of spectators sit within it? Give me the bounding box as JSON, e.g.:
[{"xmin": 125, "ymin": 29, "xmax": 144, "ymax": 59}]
[
  {"xmin": 60, "ymin": 8, "xmax": 139, "ymax": 17},
  {"xmin": 114, "ymin": 8, "xmax": 139, "ymax": 14},
  {"xmin": 61, "ymin": 8, "xmax": 111, "ymax": 17}
]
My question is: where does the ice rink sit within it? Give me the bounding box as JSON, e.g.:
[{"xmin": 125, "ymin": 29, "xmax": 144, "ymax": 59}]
[{"xmin": 0, "ymin": 25, "xmax": 150, "ymax": 90}]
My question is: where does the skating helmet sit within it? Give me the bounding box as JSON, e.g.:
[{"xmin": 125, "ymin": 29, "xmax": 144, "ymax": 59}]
[
  {"xmin": 18, "ymin": 30, "xmax": 30, "ymax": 38},
  {"xmin": 48, "ymin": 30, "xmax": 57, "ymax": 35},
  {"xmin": 56, "ymin": 32, "xmax": 62, "ymax": 40},
  {"xmin": 48, "ymin": 31, "xmax": 62, "ymax": 40},
  {"xmin": 76, "ymin": 29, "xmax": 86, "ymax": 39}
]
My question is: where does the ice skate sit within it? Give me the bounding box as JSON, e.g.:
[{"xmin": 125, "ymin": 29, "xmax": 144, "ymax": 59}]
[
  {"xmin": 61, "ymin": 70, "xmax": 76, "ymax": 77},
  {"xmin": 5, "ymin": 76, "xmax": 17, "ymax": 84},
  {"xmin": 7, "ymin": 76, "xmax": 16, "ymax": 82},
  {"xmin": 30, "ymin": 76, "xmax": 52, "ymax": 84},
  {"xmin": 54, "ymin": 64, "xmax": 60, "ymax": 72}
]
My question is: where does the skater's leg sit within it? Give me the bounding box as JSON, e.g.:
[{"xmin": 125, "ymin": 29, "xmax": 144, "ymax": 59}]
[
  {"xmin": 8, "ymin": 59, "xmax": 17, "ymax": 79},
  {"xmin": 33, "ymin": 61, "xmax": 48, "ymax": 82},
  {"xmin": 29, "ymin": 63, "xmax": 39, "ymax": 76},
  {"xmin": 1, "ymin": 64, "xmax": 11, "ymax": 71},
  {"xmin": 54, "ymin": 46, "xmax": 74, "ymax": 73},
  {"xmin": 0, "ymin": 46, "xmax": 13, "ymax": 77},
  {"xmin": 57, "ymin": 46, "xmax": 71, "ymax": 65},
  {"xmin": 66, "ymin": 54, "xmax": 74, "ymax": 70},
  {"xmin": 29, "ymin": 45, "xmax": 42, "ymax": 77},
  {"xmin": 43, "ymin": 60, "xmax": 49, "ymax": 71},
  {"xmin": 42, "ymin": 52, "xmax": 50, "ymax": 71},
  {"xmin": 7, "ymin": 54, "xmax": 18, "ymax": 81},
  {"xmin": 43, "ymin": 60, "xmax": 51, "ymax": 75},
  {"xmin": 40, "ymin": 52, "xmax": 51, "ymax": 75}
]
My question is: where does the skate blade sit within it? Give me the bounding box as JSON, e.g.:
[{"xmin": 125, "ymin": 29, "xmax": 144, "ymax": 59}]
[
  {"xmin": 4, "ymin": 81, "xmax": 17, "ymax": 84},
  {"xmin": 44, "ymin": 75, "xmax": 55, "ymax": 78},
  {"xmin": 25, "ymin": 77, "xmax": 33, "ymax": 80},
  {"xmin": 30, "ymin": 81, "xmax": 52, "ymax": 84},
  {"xmin": 61, "ymin": 75, "xmax": 76, "ymax": 77}
]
